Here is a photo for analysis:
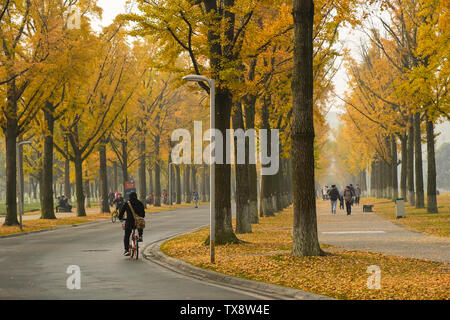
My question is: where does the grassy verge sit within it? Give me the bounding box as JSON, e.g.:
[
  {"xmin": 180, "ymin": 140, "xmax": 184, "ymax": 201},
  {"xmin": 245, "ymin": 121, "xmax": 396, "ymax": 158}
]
[
  {"xmin": 162, "ymin": 207, "xmax": 450, "ymax": 300},
  {"xmin": 0, "ymin": 202, "xmax": 209, "ymax": 236},
  {"xmin": 0, "ymin": 213, "xmax": 111, "ymax": 236},
  {"xmin": 362, "ymin": 194, "xmax": 450, "ymax": 237},
  {"xmin": 0, "ymin": 202, "xmax": 41, "ymax": 216}
]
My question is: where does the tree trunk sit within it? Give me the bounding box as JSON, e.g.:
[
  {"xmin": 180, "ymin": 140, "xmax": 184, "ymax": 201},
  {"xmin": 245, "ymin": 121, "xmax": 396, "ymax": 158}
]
[
  {"xmin": 84, "ymin": 170, "xmax": 91, "ymax": 208},
  {"xmin": 121, "ymin": 139, "xmax": 128, "ymax": 190},
  {"xmin": 185, "ymin": 165, "xmax": 191, "ymax": 203},
  {"xmin": 74, "ymin": 152, "xmax": 86, "ymax": 216},
  {"xmin": 243, "ymin": 63, "xmax": 259, "ymax": 224},
  {"xmin": 370, "ymin": 161, "xmax": 375, "ymax": 197},
  {"xmin": 385, "ymin": 136, "xmax": 392, "ymax": 199},
  {"xmin": 113, "ymin": 162, "xmax": 118, "ymax": 192},
  {"xmin": 99, "ymin": 140, "xmax": 110, "ymax": 213},
  {"xmin": 212, "ymin": 90, "xmax": 238, "ymax": 244},
  {"xmin": 391, "ymin": 135, "xmax": 398, "ymax": 200},
  {"xmin": 233, "ymin": 103, "xmax": 251, "ymax": 234},
  {"xmin": 425, "ymin": 113, "xmax": 438, "ymax": 213},
  {"xmin": 202, "ymin": 0, "xmax": 239, "ymax": 245},
  {"xmin": 138, "ymin": 138, "xmax": 147, "ymax": 207},
  {"xmin": 64, "ymin": 152, "xmax": 71, "ymax": 198},
  {"xmin": 400, "ymin": 134, "xmax": 407, "ymax": 201},
  {"xmin": 414, "ymin": 112, "xmax": 424, "ymax": 208},
  {"xmin": 3, "ymin": 81, "xmax": 19, "ymax": 226},
  {"xmin": 154, "ymin": 161, "xmax": 161, "ymax": 207},
  {"xmin": 260, "ymin": 94, "xmax": 275, "ymax": 217},
  {"xmin": 291, "ymin": 0, "xmax": 323, "ymax": 256},
  {"xmin": 201, "ymin": 164, "xmax": 207, "ymax": 203},
  {"xmin": 407, "ymin": 117, "xmax": 415, "ymax": 205},
  {"xmin": 176, "ymin": 165, "xmax": 182, "ymax": 204},
  {"xmin": 40, "ymin": 104, "xmax": 57, "ymax": 219},
  {"xmin": 191, "ymin": 165, "xmax": 197, "ymax": 194},
  {"xmin": 148, "ymin": 167, "xmax": 153, "ymax": 194}
]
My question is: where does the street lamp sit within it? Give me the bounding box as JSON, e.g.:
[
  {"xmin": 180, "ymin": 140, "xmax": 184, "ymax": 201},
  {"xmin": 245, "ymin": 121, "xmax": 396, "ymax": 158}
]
[
  {"xmin": 17, "ymin": 140, "xmax": 32, "ymax": 231},
  {"xmin": 182, "ymin": 74, "xmax": 215, "ymax": 264}
]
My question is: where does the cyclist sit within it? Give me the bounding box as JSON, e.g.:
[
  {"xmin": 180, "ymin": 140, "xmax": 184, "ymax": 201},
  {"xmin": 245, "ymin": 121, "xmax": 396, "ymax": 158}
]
[
  {"xmin": 192, "ymin": 190, "xmax": 199, "ymax": 208},
  {"xmin": 119, "ymin": 192, "xmax": 145, "ymax": 256},
  {"xmin": 108, "ymin": 190, "xmax": 115, "ymax": 207},
  {"xmin": 113, "ymin": 193, "xmax": 124, "ymax": 211}
]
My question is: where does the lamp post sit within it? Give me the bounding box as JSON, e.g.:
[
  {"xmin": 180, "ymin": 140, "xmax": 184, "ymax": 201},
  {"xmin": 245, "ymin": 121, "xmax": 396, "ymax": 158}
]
[
  {"xmin": 17, "ymin": 140, "xmax": 32, "ymax": 231},
  {"xmin": 182, "ymin": 75, "xmax": 215, "ymax": 264}
]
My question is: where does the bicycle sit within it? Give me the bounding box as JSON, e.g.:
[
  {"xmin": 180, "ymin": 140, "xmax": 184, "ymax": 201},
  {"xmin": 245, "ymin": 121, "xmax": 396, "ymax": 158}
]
[
  {"xmin": 111, "ymin": 209, "xmax": 119, "ymax": 223},
  {"xmin": 129, "ymin": 228, "xmax": 139, "ymax": 260}
]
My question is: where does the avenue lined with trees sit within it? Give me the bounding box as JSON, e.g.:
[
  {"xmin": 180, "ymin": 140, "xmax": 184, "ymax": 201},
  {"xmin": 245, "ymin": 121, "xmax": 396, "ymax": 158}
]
[{"xmin": 0, "ymin": 0, "xmax": 448, "ymax": 260}]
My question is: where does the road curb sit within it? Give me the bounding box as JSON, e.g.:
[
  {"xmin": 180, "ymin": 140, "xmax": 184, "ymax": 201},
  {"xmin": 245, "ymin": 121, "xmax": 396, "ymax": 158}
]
[{"xmin": 143, "ymin": 237, "xmax": 333, "ymax": 300}]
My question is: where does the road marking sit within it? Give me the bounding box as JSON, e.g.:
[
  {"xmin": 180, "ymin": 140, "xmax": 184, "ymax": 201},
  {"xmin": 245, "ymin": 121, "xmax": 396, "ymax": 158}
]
[{"xmin": 322, "ymin": 231, "xmax": 386, "ymax": 234}]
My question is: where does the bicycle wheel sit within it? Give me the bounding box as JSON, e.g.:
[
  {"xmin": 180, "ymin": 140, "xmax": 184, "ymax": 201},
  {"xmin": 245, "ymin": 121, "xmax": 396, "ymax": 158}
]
[
  {"xmin": 111, "ymin": 211, "xmax": 117, "ymax": 223},
  {"xmin": 129, "ymin": 239, "xmax": 135, "ymax": 259},
  {"xmin": 134, "ymin": 235, "xmax": 139, "ymax": 260}
]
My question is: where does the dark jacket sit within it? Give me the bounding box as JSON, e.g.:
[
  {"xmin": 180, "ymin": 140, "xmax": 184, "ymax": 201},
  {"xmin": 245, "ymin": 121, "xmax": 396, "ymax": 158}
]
[
  {"xmin": 328, "ymin": 187, "xmax": 340, "ymax": 201},
  {"xmin": 119, "ymin": 198, "xmax": 145, "ymax": 230},
  {"xmin": 113, "ymin": 197, "xmax": 124, "ymax": 209}
]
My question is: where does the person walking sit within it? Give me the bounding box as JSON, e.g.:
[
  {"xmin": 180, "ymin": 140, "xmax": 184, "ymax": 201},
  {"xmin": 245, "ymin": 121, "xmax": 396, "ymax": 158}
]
[
  {"xmin": 349, "ymin": 184, "xmax": 356, "ymax": 206},
  {"xmin": 192, "ymin": 190, "xmax": 199, "ymax": 208},
  {"xmin": 355, "ymin": 184, "xmax": 361, "ymax": 205},
  {"xmin": 327, "ymin": 185, "xmax": 340, "ymax": 214},
  {"xmin": 343, "ymin": 186, "xmax": 353, "ymax": 216},
  {"xmin": 322, "ymin": 186, "xmax": 329, "ymax": 200},
  {"xmin": 339, "ymin": 189, "xmax": 345, "ymax": 211}
]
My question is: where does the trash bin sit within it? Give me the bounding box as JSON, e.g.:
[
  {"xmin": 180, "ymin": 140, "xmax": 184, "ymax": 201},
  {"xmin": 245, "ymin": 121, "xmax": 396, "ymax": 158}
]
[{"xmin": 395, "ymin": 198, "xmax": 405, "ymax": 219}]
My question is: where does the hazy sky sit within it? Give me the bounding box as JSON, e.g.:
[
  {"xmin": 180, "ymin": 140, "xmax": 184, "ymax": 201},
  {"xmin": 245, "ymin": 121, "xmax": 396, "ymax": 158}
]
[
  {"xmin": 95, "ymin": 0, "xmax": 354, "ymax": 105},
  {"xmin": 95, "ymin": 1, "xmax": 449, "ymax": 147}
]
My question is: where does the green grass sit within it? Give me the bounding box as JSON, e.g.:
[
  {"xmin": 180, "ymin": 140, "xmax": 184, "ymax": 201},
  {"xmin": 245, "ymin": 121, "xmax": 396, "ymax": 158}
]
[
  {"xmin": 363, "ymin": 194, "xmax": 450, "ymax": 237},
  {"xmin": 0, "ymin": 202, "xmax": 41, "ymax": 216}
]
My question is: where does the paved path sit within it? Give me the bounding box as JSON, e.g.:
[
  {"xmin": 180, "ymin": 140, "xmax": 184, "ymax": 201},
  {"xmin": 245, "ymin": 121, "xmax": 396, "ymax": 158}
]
[
  {"xmin": 316, "ymin": 201, "xmax": 450, "ymax": 263},
  {"xmin": 0, "ymin": 205, "xmax": 265, "ymax": 300}
]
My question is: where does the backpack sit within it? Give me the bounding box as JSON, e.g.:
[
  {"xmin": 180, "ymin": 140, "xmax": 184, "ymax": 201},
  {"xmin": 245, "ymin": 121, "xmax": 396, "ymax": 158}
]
[
  {"xmin": 344, "ymin": 189, "xmax": 352, "ymax": 201},
  {"xmin": 128, "ymin": 201, "xmax": 146, "ymax": 230}
]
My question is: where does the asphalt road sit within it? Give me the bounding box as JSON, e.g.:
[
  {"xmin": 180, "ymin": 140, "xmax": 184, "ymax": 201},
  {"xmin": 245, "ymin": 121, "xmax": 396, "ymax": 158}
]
[
  {"xmin": 0, "ymin": 205, "xmax": 263, "ymax": 300},
  {"xmin": 2, "ymin": 201, "xmax": 448, "ymax": 300}
]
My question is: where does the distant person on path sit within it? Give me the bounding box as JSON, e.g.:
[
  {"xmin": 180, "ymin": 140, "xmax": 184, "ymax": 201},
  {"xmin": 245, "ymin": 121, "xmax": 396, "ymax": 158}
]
[
  {"xmin": 339, "ymin": 189, "xmax": 345, "ymax": 210},
  {"xmin": 162, "ymin": 189, "xmax": 167, "ymax": 204},
  {"xmin": 113, "ymin": 193, "xmax": 124, "ymax": 211},
  {"xmin": 349, "ymin": 184, "xmax": 356, "ymax": 206},
  {"xmin": 108, "ymin": 191, "xmax": 115, "ymax": 206},
  {"xmin": 119, "ymin": 192, "xmax": 145, "ymax": 256},
  {"xmin": 192, "ymin": 190, "xmax": 199, "ymax": 208},
  {"xmin": 327, "ymin": 185, "xmax": 340, "ymax": 214},
  {"xmin": 322, "ymin": 186, "xmax": 329, "ymax": 200},
  {"xmin": 355, "ymin": 184, "xmax": 361, "ymax": 205},
  {"xmin": 343, "ymin": 186, "xmax": 353, "ymax": 215},
  {"xmin": 146, "ymin": 192, "xmax": 154, "ymax": 205}
]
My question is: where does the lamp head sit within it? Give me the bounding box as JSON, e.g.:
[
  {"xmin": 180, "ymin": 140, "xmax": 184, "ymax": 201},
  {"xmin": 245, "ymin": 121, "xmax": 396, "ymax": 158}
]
[{"xmin": 183, "ymin": 75, "xmax": 210, "ymax": 83}]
